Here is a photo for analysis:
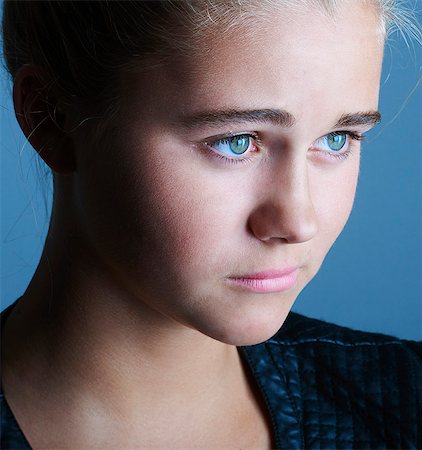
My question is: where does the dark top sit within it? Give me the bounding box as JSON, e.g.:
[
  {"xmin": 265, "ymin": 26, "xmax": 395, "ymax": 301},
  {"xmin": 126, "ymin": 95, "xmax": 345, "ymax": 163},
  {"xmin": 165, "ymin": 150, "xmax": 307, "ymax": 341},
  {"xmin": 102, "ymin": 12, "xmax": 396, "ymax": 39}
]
[{"xmin": 1, "ymin": 300, "xmax": 421, "ymax": 449}]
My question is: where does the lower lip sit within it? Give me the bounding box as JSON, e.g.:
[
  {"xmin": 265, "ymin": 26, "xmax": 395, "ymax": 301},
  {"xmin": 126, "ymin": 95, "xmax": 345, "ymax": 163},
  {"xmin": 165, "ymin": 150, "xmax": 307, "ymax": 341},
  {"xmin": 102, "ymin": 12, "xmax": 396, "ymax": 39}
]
[{"xmin": 227, "ymin": 269, "xmax": 298, "ymax": 293}]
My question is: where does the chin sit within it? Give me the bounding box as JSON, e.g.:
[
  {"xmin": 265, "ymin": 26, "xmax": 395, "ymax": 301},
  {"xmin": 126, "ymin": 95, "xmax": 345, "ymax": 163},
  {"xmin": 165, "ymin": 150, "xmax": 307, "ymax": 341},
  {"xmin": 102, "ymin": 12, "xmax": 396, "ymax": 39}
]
[{"xmin": 198, "ymin": 301, "xmax": 294, "ymax": 347}]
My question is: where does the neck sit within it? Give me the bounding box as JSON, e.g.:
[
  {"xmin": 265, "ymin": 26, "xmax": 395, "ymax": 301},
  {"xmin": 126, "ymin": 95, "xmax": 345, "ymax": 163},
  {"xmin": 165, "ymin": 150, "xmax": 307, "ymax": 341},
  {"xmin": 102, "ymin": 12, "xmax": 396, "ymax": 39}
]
[{"xmin": 3, "ymin": 226, "xmax": 242, "ymax": 421}]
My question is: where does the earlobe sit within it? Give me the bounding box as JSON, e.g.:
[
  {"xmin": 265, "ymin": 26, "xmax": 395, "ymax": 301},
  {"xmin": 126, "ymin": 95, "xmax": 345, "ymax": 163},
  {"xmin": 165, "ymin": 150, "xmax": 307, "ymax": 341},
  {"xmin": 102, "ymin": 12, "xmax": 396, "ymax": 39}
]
[{"xmin": 13, "ymin": 65, "xmax": 77, "ymax": 174}]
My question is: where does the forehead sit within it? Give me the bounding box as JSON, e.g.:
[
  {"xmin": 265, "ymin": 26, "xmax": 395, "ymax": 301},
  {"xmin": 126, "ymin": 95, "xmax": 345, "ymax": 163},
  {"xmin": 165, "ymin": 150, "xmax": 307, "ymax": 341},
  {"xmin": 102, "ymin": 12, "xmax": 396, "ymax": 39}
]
[{"xmin": 122, "ymin": 1, "xmax": 383, "ymax": 131}]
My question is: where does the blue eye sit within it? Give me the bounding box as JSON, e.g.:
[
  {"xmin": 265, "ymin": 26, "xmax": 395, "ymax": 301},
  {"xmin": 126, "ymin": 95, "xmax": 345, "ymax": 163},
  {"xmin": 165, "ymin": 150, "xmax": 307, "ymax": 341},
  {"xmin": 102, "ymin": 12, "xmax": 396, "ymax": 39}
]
[
  {"xmin": 327, "ymin": 133, "xmax": 347, "ymax": 151},
  {"xmin": 318, "ymin": 132, "xmax": 348, "ymax": 152},
  {"xmin": 211, "ymin": 134, "xmax": 252, "ymax": 156},
  {"xmin": 311, "ymin": 131, "xmax": 364, "ymax": 161}
]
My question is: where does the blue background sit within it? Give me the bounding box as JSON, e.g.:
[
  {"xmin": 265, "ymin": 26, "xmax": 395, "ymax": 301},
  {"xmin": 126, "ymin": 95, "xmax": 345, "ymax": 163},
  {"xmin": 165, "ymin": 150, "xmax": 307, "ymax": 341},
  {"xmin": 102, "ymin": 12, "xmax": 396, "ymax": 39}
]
[{"xmin": 1, "ymin": 3, "xmax": 421, "ymax": 340}]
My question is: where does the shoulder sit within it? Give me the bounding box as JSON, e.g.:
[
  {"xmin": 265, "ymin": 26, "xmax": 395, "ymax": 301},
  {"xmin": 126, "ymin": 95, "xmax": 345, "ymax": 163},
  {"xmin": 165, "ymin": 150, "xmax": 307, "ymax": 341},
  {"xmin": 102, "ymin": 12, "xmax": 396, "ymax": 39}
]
[
  {"xmin": 266, "ymin": 312, "xmax": 421, "ymax": 397},
  {"xmin": 240, "ymin": 313, "xmax": 422, "ymax": 449},
  {"xmin": 259, "ymin": 311, "xmax": 421, "ymax": 383},
  {"xmin": 1, "ymin": 388, "xmax": 32, "ymax": 450},
  {"xmin": 247, "ymin": 312, "xmax": 421, "ymax": 371},
  {"xmin": 273, "ymin": 311, "xmax": 421, "ymax": 349},
  {"xmin": 245, "ymin": 310, "xmax": 422, "ymax": 378},
  {"xmin": 268, "ymin": 312, "xmax": 422, "ymax": 368},
  {"xmin": 1, "ymin": 301, "xmax": 32, "ymax": 450}
]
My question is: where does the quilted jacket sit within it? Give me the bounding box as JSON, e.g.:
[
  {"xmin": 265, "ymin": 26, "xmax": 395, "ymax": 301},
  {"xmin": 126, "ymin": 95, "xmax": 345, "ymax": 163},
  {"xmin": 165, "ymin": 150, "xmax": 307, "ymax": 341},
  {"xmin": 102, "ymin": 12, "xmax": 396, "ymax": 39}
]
[{"xmin": 1, "ymin": 303, "xmax": 421, "ymax": 450}]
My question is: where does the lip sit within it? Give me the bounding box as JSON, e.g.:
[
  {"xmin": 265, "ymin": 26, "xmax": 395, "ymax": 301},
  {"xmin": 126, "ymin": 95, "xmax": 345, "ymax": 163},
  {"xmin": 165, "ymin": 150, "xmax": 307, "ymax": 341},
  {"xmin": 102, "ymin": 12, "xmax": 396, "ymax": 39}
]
[{"xmin": 226, "ymin": 267, "xmax": 298, "ymax": 293}]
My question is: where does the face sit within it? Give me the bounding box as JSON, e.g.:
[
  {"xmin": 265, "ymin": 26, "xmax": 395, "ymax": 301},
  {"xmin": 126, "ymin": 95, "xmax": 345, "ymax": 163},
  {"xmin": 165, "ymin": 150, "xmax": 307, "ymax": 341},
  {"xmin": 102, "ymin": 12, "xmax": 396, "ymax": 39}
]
[{"xmin": 73, "ymin": 1, "xmax": 383, "ymax": 345}]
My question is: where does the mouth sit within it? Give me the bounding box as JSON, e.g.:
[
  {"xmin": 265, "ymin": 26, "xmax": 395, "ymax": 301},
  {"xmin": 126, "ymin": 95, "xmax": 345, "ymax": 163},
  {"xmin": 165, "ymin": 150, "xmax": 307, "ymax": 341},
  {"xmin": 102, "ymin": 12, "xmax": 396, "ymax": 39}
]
[{"xmin": 226, "ymin": 267, "xmax": 298, "ymax": 293}]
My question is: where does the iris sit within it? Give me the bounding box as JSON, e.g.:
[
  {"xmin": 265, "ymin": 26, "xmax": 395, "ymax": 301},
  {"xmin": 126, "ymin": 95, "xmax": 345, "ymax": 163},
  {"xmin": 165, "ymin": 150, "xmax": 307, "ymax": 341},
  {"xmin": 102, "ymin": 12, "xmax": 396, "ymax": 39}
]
[
  {"xmin": 326, "ymin": 133, "xmax": 347, "ymax": 151},
  {"xmin": 213, "ymin": 135, "xmax": 251, "ymax": 155}
]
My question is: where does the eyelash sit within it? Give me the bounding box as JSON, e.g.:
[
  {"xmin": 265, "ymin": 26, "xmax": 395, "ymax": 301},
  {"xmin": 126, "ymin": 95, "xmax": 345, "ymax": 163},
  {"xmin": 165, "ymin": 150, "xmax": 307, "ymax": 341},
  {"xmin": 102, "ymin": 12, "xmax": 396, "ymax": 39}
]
[
  {"xmin": 204, "ymin": 132, "xmax": 261, "ymax": 166},
  {"xmin": 203, "ymin": 131, "xmax": 364, "ymax": 166},
  {"xmin": 312, "ymin": 131, "xmax": 364, "ymax": 161}
]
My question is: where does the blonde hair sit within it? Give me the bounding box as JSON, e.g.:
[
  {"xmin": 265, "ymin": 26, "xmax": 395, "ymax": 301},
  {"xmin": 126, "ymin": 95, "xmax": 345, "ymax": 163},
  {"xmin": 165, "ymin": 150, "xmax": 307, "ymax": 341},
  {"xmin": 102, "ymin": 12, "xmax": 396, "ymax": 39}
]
[{"xmin": 2, "ymin": 1, "xmax": 419, "ymax": 117}]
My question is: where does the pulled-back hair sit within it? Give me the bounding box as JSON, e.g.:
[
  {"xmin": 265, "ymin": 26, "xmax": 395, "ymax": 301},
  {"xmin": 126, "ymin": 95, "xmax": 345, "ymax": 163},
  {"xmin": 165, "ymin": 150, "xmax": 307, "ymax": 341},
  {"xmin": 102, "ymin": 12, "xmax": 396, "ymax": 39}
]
[{"xmin": 2, "ymin": 0, "xmax": 419, "ymax": 119}]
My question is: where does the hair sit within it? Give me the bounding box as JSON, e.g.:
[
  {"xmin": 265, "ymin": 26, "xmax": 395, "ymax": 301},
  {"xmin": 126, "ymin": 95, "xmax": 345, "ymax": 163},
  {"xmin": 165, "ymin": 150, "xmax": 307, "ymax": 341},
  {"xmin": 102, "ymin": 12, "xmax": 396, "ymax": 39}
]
[{"xmin": 2, "ymin": 0, "xmax": 420, "ymax": 129}]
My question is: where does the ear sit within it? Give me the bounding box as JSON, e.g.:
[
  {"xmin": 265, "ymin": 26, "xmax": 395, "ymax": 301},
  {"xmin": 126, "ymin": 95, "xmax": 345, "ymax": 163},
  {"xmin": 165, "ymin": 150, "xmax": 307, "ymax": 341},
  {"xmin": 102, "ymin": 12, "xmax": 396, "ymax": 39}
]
[{"xmin": 13, "ymin": 65, "xmax": 77, "ymax": 174}]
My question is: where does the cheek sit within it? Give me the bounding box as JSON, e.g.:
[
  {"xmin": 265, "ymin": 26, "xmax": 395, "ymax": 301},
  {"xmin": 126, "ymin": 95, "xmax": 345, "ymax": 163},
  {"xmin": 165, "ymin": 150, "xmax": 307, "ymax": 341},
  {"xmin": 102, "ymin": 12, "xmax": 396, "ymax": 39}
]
[
  {"xmin": 95, "ymin": 135, "xmax": 247, "ymax": 288},
  {"xmin": 310, "ymin": 154, "xmax": 360, "ymax": 259},
  {"xmin": 135, "ymin": 156, "xmax": 247, "ymax": 280}
]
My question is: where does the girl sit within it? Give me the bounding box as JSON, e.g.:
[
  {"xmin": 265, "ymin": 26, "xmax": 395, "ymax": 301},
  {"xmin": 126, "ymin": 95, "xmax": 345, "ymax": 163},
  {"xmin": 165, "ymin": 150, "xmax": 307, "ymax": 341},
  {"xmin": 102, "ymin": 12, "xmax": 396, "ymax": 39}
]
[{"xmin": 1, "ymin": 1, "xmax": 421, "ymax": 449}]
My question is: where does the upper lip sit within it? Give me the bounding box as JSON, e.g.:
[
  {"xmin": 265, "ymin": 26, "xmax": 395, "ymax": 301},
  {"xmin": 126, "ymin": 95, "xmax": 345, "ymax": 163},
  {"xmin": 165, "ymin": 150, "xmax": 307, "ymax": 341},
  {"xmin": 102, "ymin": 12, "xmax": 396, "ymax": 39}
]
[{"xmin": 229, "ymin": 267, "xmax": 298, "ymax": 279}]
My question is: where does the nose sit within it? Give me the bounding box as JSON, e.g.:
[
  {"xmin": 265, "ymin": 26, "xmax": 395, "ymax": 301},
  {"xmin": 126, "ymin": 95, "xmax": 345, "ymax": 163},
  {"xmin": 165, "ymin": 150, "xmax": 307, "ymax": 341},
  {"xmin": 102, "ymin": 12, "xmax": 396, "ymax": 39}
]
[{"xmin": 247, "ymin": 158, "xmax": 318, "ymax": 244}]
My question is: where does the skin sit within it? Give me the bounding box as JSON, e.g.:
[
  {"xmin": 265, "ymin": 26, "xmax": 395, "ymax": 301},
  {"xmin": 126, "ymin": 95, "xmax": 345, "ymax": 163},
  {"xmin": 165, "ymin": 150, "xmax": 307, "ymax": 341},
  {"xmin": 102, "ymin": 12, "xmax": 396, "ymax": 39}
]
[{"xmin": 2, "ymin": 1, "xmax": 384, "ymax": 448}]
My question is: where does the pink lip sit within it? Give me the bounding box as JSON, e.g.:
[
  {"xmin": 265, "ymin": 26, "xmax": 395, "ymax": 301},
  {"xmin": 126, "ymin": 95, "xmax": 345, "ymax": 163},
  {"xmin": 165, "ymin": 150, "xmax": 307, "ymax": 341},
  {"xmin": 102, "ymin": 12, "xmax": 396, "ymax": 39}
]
[{"xmin": 227, "ymin": 267, "xmax": 298, "ymax": 293}]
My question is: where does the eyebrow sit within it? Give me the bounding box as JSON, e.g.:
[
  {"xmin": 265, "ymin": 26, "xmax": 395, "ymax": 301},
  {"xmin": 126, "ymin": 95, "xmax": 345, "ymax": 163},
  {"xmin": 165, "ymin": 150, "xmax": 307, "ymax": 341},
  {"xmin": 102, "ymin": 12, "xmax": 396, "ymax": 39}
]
[
  {"xmin": 179, "ymin": 108, "xmax": 381, "ymax": 129},
  {"xmin": 334, "ymin": 111, "xmax": 381, "ymax": 128},
  {"xmin": 180, "ymin": 108, "xmax": 296, "ymax": 129}
]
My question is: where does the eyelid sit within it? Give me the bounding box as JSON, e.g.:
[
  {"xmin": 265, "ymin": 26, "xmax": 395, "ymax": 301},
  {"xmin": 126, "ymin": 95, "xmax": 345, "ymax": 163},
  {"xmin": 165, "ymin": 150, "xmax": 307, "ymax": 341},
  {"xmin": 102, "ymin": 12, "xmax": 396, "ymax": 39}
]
[
  {"xmin": 335, "ymin": 130, "xmax": 364, "ymax": 141},
  {"xmin": 205, "ymin": 131, "xmax": 260, "ymax": 144},
  {"xmin": 332, "ymin": 123, "xmax": 374, "ymax": 137},
  {"xmin": 326, "ymin": 129, "xmax": 363, "ymax": 139},
  {"xmin": 313, "ymin": 130, "xmax": 365, "ymax": 146}
]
